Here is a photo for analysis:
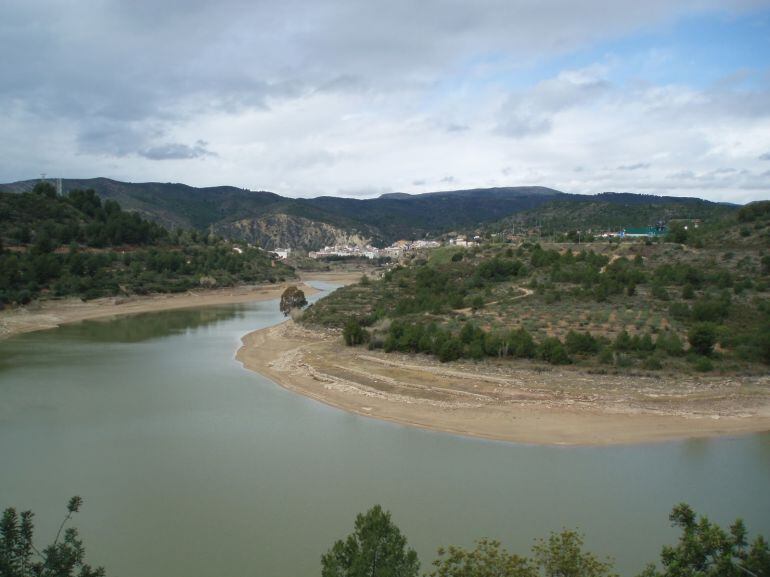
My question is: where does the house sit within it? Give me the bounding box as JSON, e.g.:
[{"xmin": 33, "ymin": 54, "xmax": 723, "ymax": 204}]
[{"xmin": 272, "ymin": 248, "xmax": 291, "ymax": 259}]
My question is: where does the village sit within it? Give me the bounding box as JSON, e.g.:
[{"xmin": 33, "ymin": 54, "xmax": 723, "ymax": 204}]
[{"xmin": 270, "ymin": 222, "xmax": 679, "ymax": 262}]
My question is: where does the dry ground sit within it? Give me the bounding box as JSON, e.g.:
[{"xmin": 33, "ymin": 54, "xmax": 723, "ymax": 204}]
[{"xmin": 237, "ymin": 320, "xmax": 770, "ymax": 445}]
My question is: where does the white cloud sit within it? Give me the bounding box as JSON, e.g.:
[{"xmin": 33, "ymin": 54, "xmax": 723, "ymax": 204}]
[{"xmin": 0, "ymin": 0, "xmax": 769, "ymax": 202}]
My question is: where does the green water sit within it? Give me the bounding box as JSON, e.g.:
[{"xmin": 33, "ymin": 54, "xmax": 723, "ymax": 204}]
[{"xmin": 1, "ymin": 281, "xmax": 768, "ymax": 577}]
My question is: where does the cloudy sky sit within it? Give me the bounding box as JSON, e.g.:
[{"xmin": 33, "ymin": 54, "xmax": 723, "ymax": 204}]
[{"xmin": 2, "ymin": 1, "xmax": 770, "ymax": 202}]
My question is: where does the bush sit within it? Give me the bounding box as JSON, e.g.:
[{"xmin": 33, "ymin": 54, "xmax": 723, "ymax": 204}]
[
  {"xmin": 656, "ymin": 332, "xmax": 684, "ymax": 356},
  {"xmin": 642, "ymin": 356, "xmax": 663, "ymax": 370},
  {"xmin": 538, "ymin": 337, "xmax": 571, "ymax": 365},
  {"xmin": 565, "ymin": 330, "xmax": 599, "ymax": 355},
  {"xmin": 693, "ymin": 356, "xmax": 714, "ymax": 372},
  {"xmin": 688, "ymin": 323, "xmax": 718, "ymax": 356},
  {"xmin": 343, "ymin": 319, "xmax": 367, "ymax": 346},
  {"xmin": 438, "ymin": 337, "xmax": 463, "ymax": 362}
]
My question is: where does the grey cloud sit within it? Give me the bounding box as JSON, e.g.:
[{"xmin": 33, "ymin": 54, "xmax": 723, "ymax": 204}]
[
  {"xmin": 412, "ymin": 179, "xmax": 426, "ymax": 186},
  {"xmin": 759, "ymin": 152, "xmax": 770, "ymax": 160},
  {"xmin": 446, "ymin": 123, "xmax": 470, "ymax": 133},
  {"xmin": 497, "ymin": 66, "xmax": 610, "ymax": 138},
  {"xmin": 497, "ymin": 112, "xmax": 552, "ymax": 138},
  {"xmin": 617, "ymin": 162, "xmax": 651, "ymax": 170},
  {"xmin": 667, "ymin": 170, "xmax": 696, "ymax": 180},
  {"xmin": 660, "ymin": 167, "xmax": 769, "ymax": 190},
  {"xmin": 76, "ymin": 121, "xmax": 161, "ymax": 157},
  {"xmin": 139, "ymin": 141, "xmax": 216, "ymax": 161},
  {"xmin": 2, "ymin": 0, "xmax": 750, "ymax": 131},
  {"xmin": 440, "ymin": 176, "xmax": 457, "ymax": 184},
  {"xmin": 282, "ymin": 149, "xmax": 339, "ymax": 170},
  {"xmin": 2, "ymin": 0, "xmax": 769, "ymax": 201}
]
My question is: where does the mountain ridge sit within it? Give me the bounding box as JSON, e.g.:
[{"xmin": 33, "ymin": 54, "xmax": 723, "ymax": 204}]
[{"xmin": 0, "ymin": 178, "xmax": 735, "ymax": 249}]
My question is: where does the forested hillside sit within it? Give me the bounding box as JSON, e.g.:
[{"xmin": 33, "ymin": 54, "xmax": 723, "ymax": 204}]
[
  {"xmin": 484, "ymin": 194, "xmax": 738, "ymax": 239},
  {"xmin": 3, "ymin": 178, "xmax": 738, "ymax": 250},
  {"xmin": 303, "ymin": 213, "xmax": 770, "ymax": 373},
  {"xmin": 0, "ymin": 183, "xmax": 294, "ymax": 305}
]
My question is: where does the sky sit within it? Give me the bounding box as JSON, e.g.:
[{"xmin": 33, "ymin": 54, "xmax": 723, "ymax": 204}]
[{"xmin": 2, "ymin": 1, "xmax": 770, "ymax": 202}]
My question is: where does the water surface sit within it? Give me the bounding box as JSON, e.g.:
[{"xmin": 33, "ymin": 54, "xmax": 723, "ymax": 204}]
[{"xmin": 1, "ymin": 282, "xmax": 768, "ymax": 577}]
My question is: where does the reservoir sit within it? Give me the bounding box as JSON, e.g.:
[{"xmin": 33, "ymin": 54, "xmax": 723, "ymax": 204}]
[{"xmin": 1, "ymin": 281, "xmax": 768, "ymax": 577}]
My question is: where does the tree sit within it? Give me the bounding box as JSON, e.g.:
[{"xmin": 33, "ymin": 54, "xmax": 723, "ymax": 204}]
[
  {"xmin": 532, "ymin": 530, "xmax": 616, "ymax": 577},
  {"xmin": 638, "ymin": 503, "xmax": 770, "ymax": 577},
  {"xmin": 321, "ymin": 505, "xmax": 419, "ymax": 577},
  {"xmin": 0, "ymin": 496, "xmax": 105, "ymax": 577},
  {"xmin": 429, "ymin": 539, "xmax": 535, "ymax": 577},
  {"xmin": 343, "ymin": 319, "xmax": 367, "ymax": 346},
  {"xmin": 537, "ymin": 337, "xmax": 571, "ymax": 365},
  {"xmin": 688, "ymin": 323, "xmax": 717, "ymax": 357},
  {"xmin": 32, "ymin": 181, "xmax": 57, "ymax": 199},
  {"xmin": 279, "ymin": 285, "xmax": 307, "ymax": 316}
]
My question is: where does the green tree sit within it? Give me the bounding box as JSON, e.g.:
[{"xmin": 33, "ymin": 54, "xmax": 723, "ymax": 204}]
[
  {"xmin": 343, "ymin": 319, "xmax": 367, "ymax": 346},
  {"xmin": 429, "ymin": 539, "xmax": 535, "ymax": 577},
  {"xmin": 32, "ymin": 181, "xmax": 57, "ymax": 199},
  {"xmin": 279, "ymin": 285, "xmax": 307, "ymax": 316},
  {"xmin": 537, "ymin": 337, "xmax": 571, "ymax": 365},
  {"xmin": 532, "ymin": 530, "xmax": 616, "ymax": 577},
  {"xmin": 688, "ymin": 323, "xmax": 717, "ymax": 357},
  {"xmin": 321, "ymin": 505, "xmax": 419, "ymax": 577},
  {"xmin": 0, "ymin": 496, "xmax": 105, "ymax": 577},
  {"xmin": 638, "ymin": 503, "xmax": 770, "ymax": 577}
]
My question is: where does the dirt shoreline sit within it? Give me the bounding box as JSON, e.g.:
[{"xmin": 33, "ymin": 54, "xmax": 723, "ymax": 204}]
[
  {"xmin": 236, "ymin": 320, "xmax": 770, "ymax": 446},
  {"xmin": 0, "ymin": 271, "xmax": 360, "ymax": 340}
]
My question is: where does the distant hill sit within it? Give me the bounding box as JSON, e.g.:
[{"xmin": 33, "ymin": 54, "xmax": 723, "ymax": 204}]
[
  {"xmin": 0, "ymin": 182, "xmax": 294, "ymax": 305},
  {"xmin": 0, "ymin": 178, "xmax": 736, "ymax": 249},
  {"xmin": 484, "ymin": 193, "xmax": 738, "ymax": 237}
]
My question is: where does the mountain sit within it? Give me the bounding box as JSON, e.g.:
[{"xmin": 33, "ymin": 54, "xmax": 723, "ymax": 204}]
[
  {"xmin": 484, "ymin": 193, "xmax": 738, "ymax": 236},
  {"xmin": 0, "ymin": 178, "xmax": 735, "ymax": 249}
]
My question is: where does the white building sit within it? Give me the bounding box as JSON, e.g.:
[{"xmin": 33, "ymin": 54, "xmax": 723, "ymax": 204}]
[{"xmin": 272, "ymin": 248, "xmax": 291, "ymax": 259}]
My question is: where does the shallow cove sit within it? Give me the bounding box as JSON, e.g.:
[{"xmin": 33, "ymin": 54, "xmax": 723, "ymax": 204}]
[{"xmin": 1, "ymin": 281, "xmax": 768, "ymax": 577}]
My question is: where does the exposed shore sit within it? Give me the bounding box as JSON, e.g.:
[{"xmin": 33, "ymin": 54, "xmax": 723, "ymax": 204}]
[
  {"xmin": 0, "ymin": 273, "xmax": 359, "ymax": 340},
  {"xmin": 237, "ymin": 320, "xmax": 770, "ymax": 446}
]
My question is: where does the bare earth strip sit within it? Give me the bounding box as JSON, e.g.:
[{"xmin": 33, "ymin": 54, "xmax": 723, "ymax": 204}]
[
  {"xmin": 236, "ymin": 321, "xmax": 770, "ymax": 446},
  {"xmin": 0, "ymin": 275, "xmax": 360, "ymax": 340}
]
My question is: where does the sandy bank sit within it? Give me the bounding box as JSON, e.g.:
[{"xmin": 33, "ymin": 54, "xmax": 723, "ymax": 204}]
[
  {"xmin": 237, "ymin": 321, "xmax": 770, "ymax": 446},
  {"xmin": 0, "ymin": 272, "xmax": 353, "ymax": 340}
]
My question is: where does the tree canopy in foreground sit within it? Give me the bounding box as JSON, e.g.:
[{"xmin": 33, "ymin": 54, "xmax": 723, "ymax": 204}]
[{"xmin": 0, "ymin": 497, "xmax": 104, "ymax": 577}]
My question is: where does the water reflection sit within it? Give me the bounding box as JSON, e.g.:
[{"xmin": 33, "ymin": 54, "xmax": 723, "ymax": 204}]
[{"xmin": 67, "ymin": 306, "xmax": 245, "ymax": 343}]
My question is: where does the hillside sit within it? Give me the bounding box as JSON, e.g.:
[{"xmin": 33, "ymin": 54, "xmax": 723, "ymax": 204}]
[
  {"xmin": 484, "ymin": 194, "xmax": 738, "ymax": 239},
  {"xmin": 302, "ymin": 213, "xmax": 770, "ymax": 374},
  {"xmin": 0, "ymin": 179, "xmax": 744, "ymax": 251},
  {"xmin": 0, "ymin": 183, "xmax": 294, "ymax": 305}
]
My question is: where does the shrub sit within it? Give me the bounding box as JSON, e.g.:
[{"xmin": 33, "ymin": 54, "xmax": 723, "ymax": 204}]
[
  {"xmin": 688, "ymin": 323, "xmax": 718, "ymax": 356},
  {"xmin": 565, "ymin": 330, "xmax": 599, "ymax": 355},
  {"xmin": 693, "ymin": 356, "xmax": 714, "ymax": 372},
  {"xmin": 538, "ymin": 337, "xmax": 571, "ymax": 365},
  {"xmin": 656, "ymin": 332, "xmax": 684, "ymax": 356},
  {"xmin": 597, "ymin": 348, "xmax": 613, "ymax": 364},
  {"xmin": 614, "ymin": 330, "xmax": 633, "ymax": 352},
  {"xmin": 343, "ymin": 319, "xmax": 367, "ymax": 346},
  {"xmin": 642, "ymin": 356, "xmax": 663, "ymax": 370}
]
